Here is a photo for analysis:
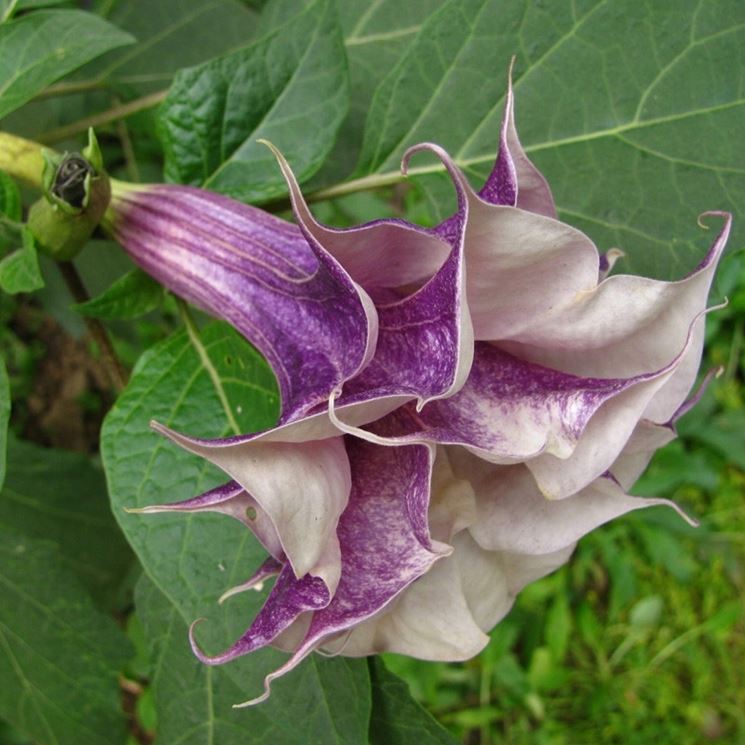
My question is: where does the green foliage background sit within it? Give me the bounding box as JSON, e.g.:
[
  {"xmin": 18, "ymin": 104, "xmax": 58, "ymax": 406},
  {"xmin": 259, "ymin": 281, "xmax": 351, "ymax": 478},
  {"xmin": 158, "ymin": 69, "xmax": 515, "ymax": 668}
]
[{"xmin": 0, "ymin": 0, "xmax": 743, "ymax": 743}]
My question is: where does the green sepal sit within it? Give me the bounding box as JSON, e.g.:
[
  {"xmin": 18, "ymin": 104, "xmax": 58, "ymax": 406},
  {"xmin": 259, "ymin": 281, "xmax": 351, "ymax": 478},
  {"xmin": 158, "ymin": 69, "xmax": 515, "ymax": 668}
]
[
  {"xmin": 82, "ymin": 128, "xmax": 104, "ymax": 173},
  {"xmin": 27, "ymin": 130, "xmax": 111, "ymax": 261}
]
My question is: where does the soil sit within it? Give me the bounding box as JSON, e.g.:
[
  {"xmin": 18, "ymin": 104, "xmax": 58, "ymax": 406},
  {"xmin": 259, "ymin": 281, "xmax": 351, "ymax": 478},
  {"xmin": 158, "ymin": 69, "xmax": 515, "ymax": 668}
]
[{"xmin": 10, "ymin": 300, "xmax": 113, "ymax": 454}]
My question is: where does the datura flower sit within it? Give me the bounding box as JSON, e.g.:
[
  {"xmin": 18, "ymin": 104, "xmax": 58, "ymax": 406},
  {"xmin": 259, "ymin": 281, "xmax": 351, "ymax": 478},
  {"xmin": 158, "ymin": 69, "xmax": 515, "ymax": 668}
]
[{"xmin": 115, "ymin": 76, "xmax": 730, "ymax": 706}]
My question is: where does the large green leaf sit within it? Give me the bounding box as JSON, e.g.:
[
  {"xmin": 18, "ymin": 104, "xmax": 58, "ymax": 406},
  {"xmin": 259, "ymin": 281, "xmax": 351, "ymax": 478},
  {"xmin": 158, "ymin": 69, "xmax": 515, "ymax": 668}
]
[
  {"xmin": 0, "ymin": 437, "xmax": 133, "ymax": 607},
  {"xmin": 1, "ymin": 0, "xmax": 259, "ymax": 141},
  {"xmin": 368, "ymin": 658, "xmax": 459, "ymax": 745},
  {"xmin": 81, "ymin": 0, "xmax": 259, "ymax": 94},
  {"xmin": 0, "ymin": 527, "xmax": 130, "ymax": 745},
  {"xmin": 136, "ymin": 574, "xmax": 370, "ymax": 744},
  {"xmin": 258, "ymin": 0, "xmax": 443, "ymax": 187},
  {"xmin": 102, "ymin": 322, "xmax": 372, "ymax": 742},
  {"xmin": 158, "ymin": 0, "xmax": 348, "ymax": 202},
  {"xmin": 0, "ymin": 9, "xmax": 134, "ymax": 119},
  {"xmin": 354, "ymin": 0, "xmax": 745, "ymax": 278}
]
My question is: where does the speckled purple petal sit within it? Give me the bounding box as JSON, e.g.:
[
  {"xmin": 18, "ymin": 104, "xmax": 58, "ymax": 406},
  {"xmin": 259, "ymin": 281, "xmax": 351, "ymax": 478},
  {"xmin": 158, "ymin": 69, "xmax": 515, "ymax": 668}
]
[
  {"xmin": 109, "ymin": 183, "xmax": 377, "ymax": 423},
  {"xmin": 341, "ymin": 336, "xmax": 686, "ymax": 474},
  {"xmin": 229, "ymin": 436, "xmax": 449, "ymax": 706},
  {"xmin": 359, "ymin": 344, "xmax": 643, "ymax": 460},
  {"xmin": 340, "ymin": 530, "xmax": 574, "ymax": 662},
  {"xmin": 478, "ymin": 62, "xmax": 557, "ymax": 218},
  {"xmin": 267, "ymin": 142, "xmax": 473, "ymax": 410},
  {"xmin": 336, "ymin": 144, "xmax": 474, "ymax": 410},
  {"xmin": 190, "ymin": 563, "xmax": 332, "ymax": 666}
]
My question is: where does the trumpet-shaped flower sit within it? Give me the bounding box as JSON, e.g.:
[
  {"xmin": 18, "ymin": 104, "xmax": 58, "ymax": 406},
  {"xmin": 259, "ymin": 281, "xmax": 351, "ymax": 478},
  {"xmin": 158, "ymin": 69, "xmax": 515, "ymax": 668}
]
[{"xmin": 114, "ymin": 74, "xmax": 729, "ymax": 705}]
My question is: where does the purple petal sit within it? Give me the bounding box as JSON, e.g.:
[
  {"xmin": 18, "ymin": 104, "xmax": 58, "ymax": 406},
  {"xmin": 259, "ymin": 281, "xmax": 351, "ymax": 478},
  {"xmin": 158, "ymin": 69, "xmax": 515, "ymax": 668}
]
[
  {"xmin": 340, "ymin": 531, "xmax": 573, "ymax": 662},
  {"xmin": 190, "ymin": 564, "xmax": 331, "ymax": 666},
  {"xmin": 478, "ymin": 61, "xmax": 557, "ymax": 218},
  {"xmin": 360, "ymin": 344, "xmax": 642, "ymax": 460},
  {"xmin": 337, "ymin": 144, "xmax": 474, "ymax": 410},
  {"xmin": 108, "ymin": 183, "xmax": 377, "ymax": 423},
  {"xmin": 340, "ymin": 338, "xmax": 682, "ymax": 477}
]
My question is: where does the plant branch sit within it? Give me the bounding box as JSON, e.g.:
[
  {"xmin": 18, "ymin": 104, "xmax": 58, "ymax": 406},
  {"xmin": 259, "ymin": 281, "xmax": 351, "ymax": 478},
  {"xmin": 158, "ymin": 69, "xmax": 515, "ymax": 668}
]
[
  {"xmin": 58, "ymin": 262, "xmax": 128, "ymax": 391},
  {"xmin": 39, "ymin": 90, "xmax": 168, "ymax": 145},
  {"xmin": 34, "ymin": 79, "xmax": 110, "ymax": 99}
]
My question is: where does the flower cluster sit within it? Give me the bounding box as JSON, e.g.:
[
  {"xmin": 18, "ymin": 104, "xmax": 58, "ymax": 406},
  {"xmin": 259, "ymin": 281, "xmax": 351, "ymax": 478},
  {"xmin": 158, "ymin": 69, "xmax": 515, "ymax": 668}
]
[{"xmin": 111, "ymin": 78, "xmax": 729, "ymax": 706}]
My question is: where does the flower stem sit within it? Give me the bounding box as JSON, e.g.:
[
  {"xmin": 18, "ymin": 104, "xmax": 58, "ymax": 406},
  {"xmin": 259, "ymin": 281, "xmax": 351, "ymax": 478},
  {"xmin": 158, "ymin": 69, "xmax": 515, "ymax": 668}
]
[
  {"xmin": 0, "ymin": 131, "xmax": 47, "ymax": 189},
  {"xmin": 58, "ymin": 262, "xmax": 128, "ymax": 392}
]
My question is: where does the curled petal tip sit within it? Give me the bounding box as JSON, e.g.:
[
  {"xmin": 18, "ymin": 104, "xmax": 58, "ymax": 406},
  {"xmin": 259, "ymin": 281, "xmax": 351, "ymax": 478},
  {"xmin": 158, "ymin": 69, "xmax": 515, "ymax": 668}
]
[
  {"xmin": 217, "ymin": 581, "xmax": 264, "ymax": 605},
  {"xmin": 232, "ymin": 689, "xmax": 271, "ymax": 708},
  {"xmin": 697, "ymin": 210, "xmax": 732, "ymax": 229},
  {"xmin": 187, "ymin": 618, "xmax": 218, "ymax": 664},
  {"xmin": 256, "ymin": 138, "xmax": 279, "ymax": 155}
]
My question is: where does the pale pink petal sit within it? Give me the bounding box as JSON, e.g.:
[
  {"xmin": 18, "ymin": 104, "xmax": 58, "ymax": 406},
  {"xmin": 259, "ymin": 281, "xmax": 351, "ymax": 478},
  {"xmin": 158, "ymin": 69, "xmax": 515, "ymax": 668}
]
[{"xmin": 150, "ymin": 420, "xmax": 349, "ymax": 587}]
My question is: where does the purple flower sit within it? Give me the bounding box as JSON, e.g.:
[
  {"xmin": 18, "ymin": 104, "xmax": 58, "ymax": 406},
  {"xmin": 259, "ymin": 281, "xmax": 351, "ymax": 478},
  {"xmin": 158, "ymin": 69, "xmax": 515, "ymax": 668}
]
[{"xmin": 115, "ymin": 73, "xmax": 730, "ymax": 705}]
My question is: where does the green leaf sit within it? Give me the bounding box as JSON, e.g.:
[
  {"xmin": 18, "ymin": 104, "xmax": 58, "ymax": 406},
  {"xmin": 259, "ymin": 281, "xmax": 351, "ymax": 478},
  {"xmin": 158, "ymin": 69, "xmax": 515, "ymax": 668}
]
[
  {"xmin": 102, "ymin": 322, "xmax": 371, "ymax": 742},
  {"xmin": 355, "ymin": 0, "xmax": 745, "ymax": 278},
  {"xmin": 282, "ymin": 0, "xmax": 444, "ymax": 186},
  {"xmin": 136, "ymin": 575, "xmax": 369, "ymax": 744},
  {"xmin": 0, "ymin": 228, "xmax": 44, "ymax": 294},
  {"xmin": 0, "ymin": 10, "xmax": 134, "ymax": 119},
  {"xmin": 159, "ymin": 0, "xmax": 349, "ymax": 202},
  {"xmin": 0, "ymin": 170, "xmax": 20, "ymax": 221},
  {"xmin": 77, "ymin": 0, "xmax": 260, "ymax": 94},
  {"xmin": 74, "ymin": 268, "xmax": 164, "ymax": 320},
  {"xmin": 0, "ymin": 171, "xmax": 21, "ymax": 255},
  {"xmin": 0, "ymin": 527, "xmax": 131, "ymax": 745},
  {"xmin": 0, "ymin": 358, "xmax": 8, "ymax": 492},
  {"xmin": 685, "ymin": 409, "xmax": 745, "ymax": 471},
  {"xmin": 368, "ymin": 658, "xmax": 458, "ymax": 745},
  {"xmin": 0, "ymin": 437, "xmax": 133, "ymax": 607},
  {"xmin": 2, "ymin": 0, "xmax": 70, "ymax": 23}
]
